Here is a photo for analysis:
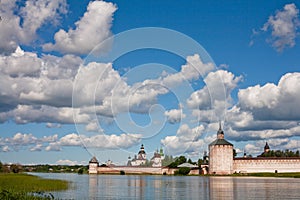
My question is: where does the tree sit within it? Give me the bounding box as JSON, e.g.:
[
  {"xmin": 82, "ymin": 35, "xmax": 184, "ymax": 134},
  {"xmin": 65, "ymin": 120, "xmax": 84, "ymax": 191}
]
[
  {"xmin": 162, "ymin": 155, "xmax": 174, "ymax": 167},
  {"xmin": 78, "ymin": 168, "xmax": 84, "ymax": 174},
  {"xmin": 168, "ymin": 156, "xmax": 187, "ymax": 168},
  {"xmin": 174, "ymin": 167, "xmax": 190, "ymax": 175},
  {"xmin": 10, "ymin": 164, "xmax": 22, "ymax": 173},
  {"xmin": 233, "ymin": 149, "xmax": 237, "ymax": 158}
]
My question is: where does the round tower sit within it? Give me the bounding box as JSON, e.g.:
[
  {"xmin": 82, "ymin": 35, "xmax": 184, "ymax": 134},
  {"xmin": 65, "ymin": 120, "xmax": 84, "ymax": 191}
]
[{"xmin": 209, "ymin": 122, "xmax": 233, "ymax": 174}]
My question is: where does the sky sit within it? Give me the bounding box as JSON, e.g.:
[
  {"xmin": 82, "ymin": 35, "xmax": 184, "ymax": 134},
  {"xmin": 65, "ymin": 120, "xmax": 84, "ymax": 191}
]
[{"xmin": 0, "ymin": 0, "xmax": 300, "ymax": 165}]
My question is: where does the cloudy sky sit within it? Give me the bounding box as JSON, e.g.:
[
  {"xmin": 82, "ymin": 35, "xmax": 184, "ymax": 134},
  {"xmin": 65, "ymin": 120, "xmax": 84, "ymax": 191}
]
[{"xmin": 0, "ymin": 0, "xmax": 300, "ymax": 165}]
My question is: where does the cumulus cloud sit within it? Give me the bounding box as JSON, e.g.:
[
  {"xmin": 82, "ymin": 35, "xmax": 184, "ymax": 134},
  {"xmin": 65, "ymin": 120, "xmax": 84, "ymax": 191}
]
[
  {"xmin": 45, "ymin": 133, "xmax": 142, "ymax": 150},
  {"xmin": 245, "ymin": 139, "xmax": 300, "ymax": 155},
  {"xmin": 2, "ymin": 146, "xmax": 10, "ymax": 152},
  {"xmin": 161, "ymin": 124, "xmax": 205, "ymax": 155},
  {"xmin": 0, "ymin": 105, "xmax": 90, "ymax": 124},
  {"xmin": 46, "ymin": 123, "xmax": 62, "ymax": 128},
  {"xmin": 187, "ymin": 70, "xmax": 242, "ymax": 124},
  {"xmin": 0, "ymin": 132, "xmax": 58, "ymax": 152},
  {"xmin": 0, "ymin": 47, "xmax": 82, "ymax": 113},
  {"xmin": 164, "ymin": 108, "xmax": 186, "ymax": 124},
  {"xmin": 162, "ymin": 54, "xmax": 214, "ymax": 87},
  {"xmin": 262, "ymin": 3, "xmax": 300, "ymax": 51},
  {"xmin": 85, "ymin": 121, "xmax": 102, "ymax": 132},
  {"xmin": 227, "ymin": 126, "xmax": 300, "ymax": 142},
  {"xmin": 238, "ymin": 72, "xmax": 300, "ymax": 120},
  {"xmin": 30, "ymin": 144, "xmax": 43, "ymax": 152},
  {"xmin": 43, "ymin": 1, "xmax": 117, "ymax": 55},
  {"xmin": 56, "ymin": 159, "xmax": 86, "ymax": 165},
  {"xmin": 0, "ymin": 0, "xmax": 67, "ymax": 54}
]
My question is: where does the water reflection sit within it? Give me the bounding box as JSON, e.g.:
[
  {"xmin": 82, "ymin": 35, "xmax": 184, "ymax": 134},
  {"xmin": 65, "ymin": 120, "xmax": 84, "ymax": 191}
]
[
  {"xmin": 33, "ymin": 173, "xmax": 300, "ymax": 199},
  {"xmin": 88, "ymin": 175, "xmax": 98, "ymax": 199},
  {"xmin": 209, "ymin": 177, "xmax": 234, "ymax": 199}
]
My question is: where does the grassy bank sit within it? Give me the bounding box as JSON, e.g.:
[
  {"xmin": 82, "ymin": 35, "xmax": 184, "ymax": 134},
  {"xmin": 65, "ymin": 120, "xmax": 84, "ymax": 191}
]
[
  {"xmin": 232, "ymin": 172, "xmax": 300, "ymax": 178},
  {"xmin": 0, "ymin": 173, "xmax": 68, "ymax": 199}
]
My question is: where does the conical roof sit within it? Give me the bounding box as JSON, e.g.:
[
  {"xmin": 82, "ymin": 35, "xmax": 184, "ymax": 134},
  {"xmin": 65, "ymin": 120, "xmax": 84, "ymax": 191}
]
[{"xmin": 89, "ymin": 156, "xmax": 99, "ymax": 163}]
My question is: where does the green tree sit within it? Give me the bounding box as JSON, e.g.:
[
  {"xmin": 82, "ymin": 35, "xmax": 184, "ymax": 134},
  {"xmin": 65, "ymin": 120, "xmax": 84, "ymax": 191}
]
[
  {"xmin": 174, "ymin": 167, "xmax": 190, "ymax": 175},
  {"xmin": 168, "ymin": 156, "xmax": 187, "ymax": 168},
  {"xmin": 233, "ymin": 149, "xmax": 237, "ymax": 158},
  {"xmin": 11, "ymin": 164, "xmax": 22, "ymax": 173},
  {"xmin": 162, "ymin": 155, "xmax": 174, "ymax": 166},
  {"xmin": 78, "ymin": 168, "xmax": 84, "ymax": 174}
]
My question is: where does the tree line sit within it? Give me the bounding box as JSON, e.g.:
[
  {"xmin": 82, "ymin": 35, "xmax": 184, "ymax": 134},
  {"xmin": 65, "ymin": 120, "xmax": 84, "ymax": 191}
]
[{"xmin": 259, "ymin": 149, "xmax": 300, "ymax": 158}]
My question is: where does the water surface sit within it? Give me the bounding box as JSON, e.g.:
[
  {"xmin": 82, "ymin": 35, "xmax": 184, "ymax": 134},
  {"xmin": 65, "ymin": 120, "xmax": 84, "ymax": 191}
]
[{"xmin": 33, "ymin": 173, "xmax": 300, "ymax": 199}]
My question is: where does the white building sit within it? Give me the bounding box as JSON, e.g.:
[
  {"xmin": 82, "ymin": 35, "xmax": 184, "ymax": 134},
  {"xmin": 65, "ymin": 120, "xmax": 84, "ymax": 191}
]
[
  {"xmin": 129, "ymin": 144, "xmax": 147, "ymax": 166},
  {"xmin": 150, "ymin": 148, "xmax": 164, "ymax": 167}
]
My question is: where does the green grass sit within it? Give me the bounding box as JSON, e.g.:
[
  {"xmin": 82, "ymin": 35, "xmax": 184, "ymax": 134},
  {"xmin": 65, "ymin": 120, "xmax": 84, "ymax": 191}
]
[
  {"xmin": 0, "ymin": 173, "xmax": 68, "ymax": 199},
  {"xmin": 232, "ymin": 172, "xmax": 300, "ymax": 178}
]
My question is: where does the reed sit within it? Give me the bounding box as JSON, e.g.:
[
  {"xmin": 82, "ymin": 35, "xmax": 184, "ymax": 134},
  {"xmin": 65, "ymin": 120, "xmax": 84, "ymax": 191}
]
[{"xmin": 0, "ymin": 173, "xmax": 68, "ymax": 199}]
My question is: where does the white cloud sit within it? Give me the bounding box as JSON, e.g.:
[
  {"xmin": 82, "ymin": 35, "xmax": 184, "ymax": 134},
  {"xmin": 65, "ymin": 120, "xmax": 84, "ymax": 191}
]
[
  {"xmin": 262, "ymin": 3, "xmax": 300, "ymax": 51},
  {"xmin": 59, "ymin": 133, "xmax": 83, "ymax": 146},
  {"xmin": 161, "ymin": 124, "xmax": 205, "ymax": 155},
  {"xmin": 56, "ymin": 159, "xmax": 86, "ymax": 165},
  {"xmin": 227, "ymin": 126, "xmax": 300, "ymax": 141},
  {"xmin": 1, "ymin": 105, "xmax": 90, "ymax": 124},
  {"xmin": 245, "ymin": 139, "xmax": 300, "ymax": 155},
  {"xmin": 10, "ymin": 133, "xmax": 37, "ymax": 145},
  {"xmin": 0, "ymin": 132, "xmax": 59, "ymax": 152},
  {"xmin": 0, "ymin": 0, "xmax": 67, "ymax": 54},
  {"xmin": 46, "ymin": 123, "xmax": 62, "ymax": 128},
  {"xmin": 188, "ymin": 70, "xmax": 242, "ymax": 110},
  {"xmin": 43, "ymin": 1, "xmax": 117, "ymax": 55},
  {"xmin": 244, "ymin": 144, "xmax": 261, "ymax": 155},
  {"xmin": 85, "ymin": 121, "xmax": 102, "ymax": 132},
  {"xmin": 238, "ymin": 72, "xmax": 300, "ymax": 120},
  {"xmin": 164, "ymin": 108, "xmax": 186, "ymax": 124},
  {"xmin": 43, "ymin": 132, "xmax": 142, "ymax": 151},
  {"xmin": 20, "ymin": 0, "xmax": 67, "ymax": 35},
  {"xmin": 30, "ymin": 144, "xmax": 43, "ymax": 152},
  {"xmin": 162, "ymin": 54, "xmax": 214, "ymax": 87},
  {"xmin": 45, "ymin": 142, "xmax": 61, "ymax": 151},
  {"xmin": 2, "ymin": 146, "xmax": 10, "ymax": 152}
]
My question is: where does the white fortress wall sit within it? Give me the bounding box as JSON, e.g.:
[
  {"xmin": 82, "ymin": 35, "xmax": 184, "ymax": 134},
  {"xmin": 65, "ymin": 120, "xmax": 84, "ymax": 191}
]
[
  {"xmin": 97, "ymin": 166, "xmax": 163, "ymax": 174},
  {"xmin": 233, "ymin": 158, "xmax": 300, "ymax": 173}
]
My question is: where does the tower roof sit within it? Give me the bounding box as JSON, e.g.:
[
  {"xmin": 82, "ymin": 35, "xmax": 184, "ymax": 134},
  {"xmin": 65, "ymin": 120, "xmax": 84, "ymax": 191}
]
[
  {"xmin": 89, "ymin": 156, "xmax": 99, "ymax": 163},
  {"xmin": 217, "ymin": 121, "xmax": 224, "ymax": 135},
  {"xmin": 209, "ymin": 139, "xmax": 233, "ymax": 146},
  {"xmin": 264, "ymin": 142, "xmax": 270, "ymax": 150},
  {"xmin": 209, "ymin": 122, "xmax": 232, "ymax": 146}
]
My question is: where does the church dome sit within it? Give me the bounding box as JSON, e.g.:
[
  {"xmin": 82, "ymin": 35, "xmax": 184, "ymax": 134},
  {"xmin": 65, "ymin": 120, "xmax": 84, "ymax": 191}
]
[{"xmin": 138, "ymin": 144, "xmax": 146, "ymax": 154}]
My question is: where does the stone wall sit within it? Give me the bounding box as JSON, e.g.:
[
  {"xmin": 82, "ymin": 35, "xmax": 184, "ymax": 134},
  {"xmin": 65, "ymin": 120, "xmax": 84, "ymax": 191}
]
[
  {"xmin": 209, "ymin": 145, "xmax": 233, "ymax": 174},
  {"xmin": 97, "ymin": 166, "xmax": 163, "ymax": 174},
  {"xmin": 93, "ymin": 166, "xmax": 200, "ymax": 175},
  {"xmin": 233, "ymin": 157, "xmax": 300, "ymax": 173}
]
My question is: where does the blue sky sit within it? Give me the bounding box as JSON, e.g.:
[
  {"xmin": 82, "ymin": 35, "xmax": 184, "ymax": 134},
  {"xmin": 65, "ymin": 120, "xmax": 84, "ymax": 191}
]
[{"xmin": 0, "ymin": 0, "xmax": 300, "ymax": 165}]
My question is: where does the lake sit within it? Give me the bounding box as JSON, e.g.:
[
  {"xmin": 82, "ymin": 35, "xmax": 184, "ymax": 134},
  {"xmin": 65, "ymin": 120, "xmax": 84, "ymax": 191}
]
[{"xmin": 33, "ymin": 173, "xmax": 300, "ymax": 199}]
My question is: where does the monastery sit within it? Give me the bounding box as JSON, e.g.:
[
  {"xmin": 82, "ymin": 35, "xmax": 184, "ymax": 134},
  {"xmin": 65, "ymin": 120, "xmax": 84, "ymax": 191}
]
[{"xmin": 89, "ymin": 124, "xmax": 300, "ymax": 175}]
